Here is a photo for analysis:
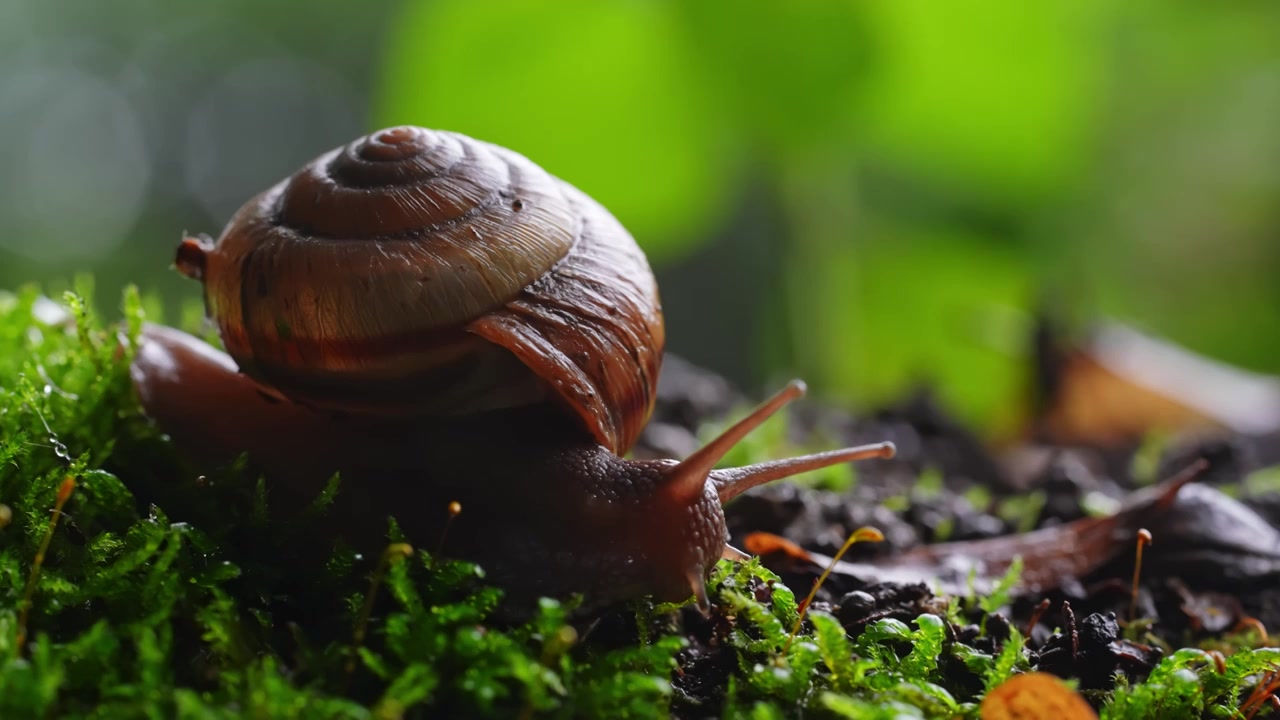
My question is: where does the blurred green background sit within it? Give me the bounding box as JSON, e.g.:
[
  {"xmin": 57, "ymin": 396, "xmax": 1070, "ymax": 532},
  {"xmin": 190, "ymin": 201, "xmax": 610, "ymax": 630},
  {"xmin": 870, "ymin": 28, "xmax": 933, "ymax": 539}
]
[{"xmin": 2, "ymin": 0, "xmax": 1278, "ymax": 437}]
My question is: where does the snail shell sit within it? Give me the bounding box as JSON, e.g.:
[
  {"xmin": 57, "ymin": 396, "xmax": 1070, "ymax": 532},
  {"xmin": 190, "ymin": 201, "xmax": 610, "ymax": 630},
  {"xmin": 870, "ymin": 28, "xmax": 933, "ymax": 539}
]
[{"xmin": 176, "ymin": 126, "xmax": 663, "ymax": 453}]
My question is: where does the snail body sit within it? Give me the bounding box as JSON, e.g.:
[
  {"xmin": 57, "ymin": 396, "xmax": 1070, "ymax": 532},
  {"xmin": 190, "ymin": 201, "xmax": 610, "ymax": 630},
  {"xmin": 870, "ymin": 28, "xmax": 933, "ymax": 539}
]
[{"xmin": 132, "ymin": 126, "xmax": 894, "ymax": 609}]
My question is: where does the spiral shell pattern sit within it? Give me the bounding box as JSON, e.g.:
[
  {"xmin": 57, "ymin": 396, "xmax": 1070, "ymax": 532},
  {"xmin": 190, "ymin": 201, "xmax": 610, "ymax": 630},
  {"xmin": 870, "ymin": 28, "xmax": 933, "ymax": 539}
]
[{"xmin": 186, "ymin": 126, "xmax": 663, "ymax": 452}]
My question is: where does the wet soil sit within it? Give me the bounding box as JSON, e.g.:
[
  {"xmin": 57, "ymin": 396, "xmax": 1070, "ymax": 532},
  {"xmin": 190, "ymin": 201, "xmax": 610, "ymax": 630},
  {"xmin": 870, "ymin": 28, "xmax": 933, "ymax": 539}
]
[{"xmin": 632, "ymin": 350, "xmax": 1280, "ymax": 717}]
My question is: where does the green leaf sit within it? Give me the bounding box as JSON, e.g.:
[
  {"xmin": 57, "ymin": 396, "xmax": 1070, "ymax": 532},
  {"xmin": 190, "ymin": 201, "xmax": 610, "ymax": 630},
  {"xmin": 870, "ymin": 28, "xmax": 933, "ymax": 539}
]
[
  {"xmin": 376, "ymin": 662, "xmax": 439, "ymax": 714},
  {"xmin": 858, "ymin": 0, "xmax": 1106, "ymax": 204},
  {"xmin": 371, "ymin": 0, "xmax": 732, "ymax": 265},
  {"xmin": 809, "ymin": 611, "xmax": 857, "ymax": 692},
  {"xmin": 673, "ymin": 0, "xmax": 875, "ymax": 151},
  {"xmin": 982, "ymin": 627, "xmax": 1027, "ymax": 693},
  {"xmin": 819, "ymin": 692, "xmax": 927, "ymax": 720},
  {"xmin": 901, "ymin": 613, "xmax": 946, "ymax": 679},
  {"xmin": 979, "ymin": 556, "xmax": 1023, "ymax": 615}
]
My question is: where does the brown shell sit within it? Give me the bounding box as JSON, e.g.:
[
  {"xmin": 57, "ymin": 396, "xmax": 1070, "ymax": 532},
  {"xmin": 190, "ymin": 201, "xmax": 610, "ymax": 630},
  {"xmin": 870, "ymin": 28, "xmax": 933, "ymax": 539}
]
[{"xmin": 180, "ymin": 126, "xmax": 663, "ymax": 453}]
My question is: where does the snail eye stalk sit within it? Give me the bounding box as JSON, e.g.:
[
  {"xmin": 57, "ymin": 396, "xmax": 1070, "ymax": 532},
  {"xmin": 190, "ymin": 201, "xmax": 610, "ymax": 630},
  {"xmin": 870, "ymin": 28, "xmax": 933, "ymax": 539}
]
[
  {"xmin": 660, "ymin": 379, "xmax": 895, "ymax": 505},
  {"xmin": 175, "ymin": 235, "xmax": 212, "ymax": 281}
]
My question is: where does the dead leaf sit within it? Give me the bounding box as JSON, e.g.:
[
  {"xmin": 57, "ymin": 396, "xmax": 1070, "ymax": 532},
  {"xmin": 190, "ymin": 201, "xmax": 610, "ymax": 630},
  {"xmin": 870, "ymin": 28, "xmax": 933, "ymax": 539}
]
[
  {"xmin": 743, "ymin": 532, "xmax": 815, "ymax": 562},
  {"xmin": 750, "ymin": 459, "xmax": 1213, "ymax": 597},
  {"xmin": 1032, "ymin": 321, "xmax": 1280, "ymax": 446},
  {"xmin": 980, "ymin": 672, "xmax": 1097, "ymax": 720}
]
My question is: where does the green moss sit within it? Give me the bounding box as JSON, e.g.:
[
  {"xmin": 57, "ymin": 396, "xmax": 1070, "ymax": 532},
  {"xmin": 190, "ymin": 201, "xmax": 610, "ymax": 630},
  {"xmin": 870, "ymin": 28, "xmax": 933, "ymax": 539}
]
[{"xmin": 0, "ymin": 283, "xmax": 1276, "ymax": 719}]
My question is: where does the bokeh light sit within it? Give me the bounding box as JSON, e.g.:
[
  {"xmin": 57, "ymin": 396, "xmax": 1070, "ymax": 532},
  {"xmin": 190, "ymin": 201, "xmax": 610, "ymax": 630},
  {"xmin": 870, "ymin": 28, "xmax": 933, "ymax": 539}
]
[{"xmin": 1, "ymin": 0, "xmax": 1277, "ymax": 437}]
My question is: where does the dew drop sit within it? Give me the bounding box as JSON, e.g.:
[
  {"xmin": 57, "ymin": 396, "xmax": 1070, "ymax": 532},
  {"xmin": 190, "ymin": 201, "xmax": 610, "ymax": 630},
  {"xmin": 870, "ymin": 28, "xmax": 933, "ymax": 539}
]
[{"xmin": 48, "ymin": 435, "xmax": 69, "ymax": 461}]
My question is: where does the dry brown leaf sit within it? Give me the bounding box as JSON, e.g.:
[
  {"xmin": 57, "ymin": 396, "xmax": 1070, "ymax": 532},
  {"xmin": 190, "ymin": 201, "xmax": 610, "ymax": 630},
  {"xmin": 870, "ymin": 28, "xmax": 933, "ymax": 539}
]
[
  {"xmin": 742, "ymin": 532, "xmax": 815, "ymax": 562},
  {"xmin": 1034, "ymin": 322, "xmax": 1280, "ymax": 446},
  {"xmin": 980, "ymin": 672, "xmax": 1097, "ymax": 720}
]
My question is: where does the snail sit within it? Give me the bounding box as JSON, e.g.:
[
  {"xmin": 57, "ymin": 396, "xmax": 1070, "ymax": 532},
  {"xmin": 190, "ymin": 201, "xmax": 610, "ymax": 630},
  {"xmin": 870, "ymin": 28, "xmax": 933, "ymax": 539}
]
[{"xmin": 129, "ymin": 125, "xmax": 895, "ymax": 611}]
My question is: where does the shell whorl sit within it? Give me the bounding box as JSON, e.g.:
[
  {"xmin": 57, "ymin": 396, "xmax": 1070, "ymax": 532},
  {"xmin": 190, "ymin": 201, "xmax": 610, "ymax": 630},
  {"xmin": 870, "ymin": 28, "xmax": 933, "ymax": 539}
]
[
  {"xmin": 182, "ymin": 125, "xmax": 663, "ymax": 453},
  {"xmin": 233, "ymin": 126, "xmax": 577, "ymax": 331}
]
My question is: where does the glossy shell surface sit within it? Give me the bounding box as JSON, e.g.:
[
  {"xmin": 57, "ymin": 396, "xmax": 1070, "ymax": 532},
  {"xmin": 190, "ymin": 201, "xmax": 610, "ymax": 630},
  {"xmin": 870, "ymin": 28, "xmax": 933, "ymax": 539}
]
[{"xmin": 185, "ymin": 126, "xmax": 663, "ymax": 452}]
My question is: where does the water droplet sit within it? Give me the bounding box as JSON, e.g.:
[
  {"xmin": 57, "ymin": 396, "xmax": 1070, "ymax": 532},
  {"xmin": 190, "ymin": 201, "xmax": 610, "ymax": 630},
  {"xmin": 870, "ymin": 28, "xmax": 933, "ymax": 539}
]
[{"xmin": 48, "ymin": 435, "xmax": 69, "ymax": 461}]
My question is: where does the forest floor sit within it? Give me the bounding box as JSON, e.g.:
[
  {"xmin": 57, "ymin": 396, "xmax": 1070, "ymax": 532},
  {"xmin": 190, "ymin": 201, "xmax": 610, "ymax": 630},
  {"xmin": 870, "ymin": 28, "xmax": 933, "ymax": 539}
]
[{"xmin": 2, "ymin": 283, "xmax": 1280, "ymax": 719}]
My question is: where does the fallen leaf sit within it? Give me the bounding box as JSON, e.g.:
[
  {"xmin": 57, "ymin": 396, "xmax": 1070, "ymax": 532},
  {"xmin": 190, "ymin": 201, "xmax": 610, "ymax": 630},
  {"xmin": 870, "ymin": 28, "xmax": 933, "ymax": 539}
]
[
  {"xmin": 980, "ymin": 672, "xmax": 1097, "ymax": 720},
  {"xmin": 1032, "ymin": 320, "xmax": 1280, "ymax": 446},
  {"xmin": 750, "ymin": 459, "xmax": 1217, "ymax": 597},
  {"xmin": 743, "ymin": 532, "xmax": 815, "ymax": 562}
]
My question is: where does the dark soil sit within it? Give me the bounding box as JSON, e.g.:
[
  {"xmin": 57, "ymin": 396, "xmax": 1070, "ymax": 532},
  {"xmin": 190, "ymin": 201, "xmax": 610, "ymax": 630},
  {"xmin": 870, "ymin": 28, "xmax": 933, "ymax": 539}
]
[{"xmin": 635, "ymin": 346, "xmax": 1280, "ymax": 717}]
